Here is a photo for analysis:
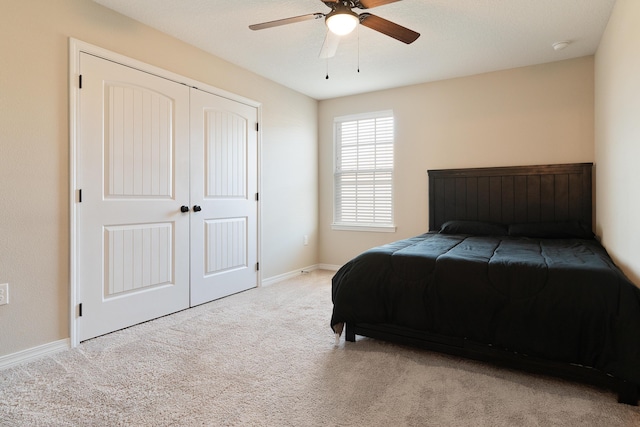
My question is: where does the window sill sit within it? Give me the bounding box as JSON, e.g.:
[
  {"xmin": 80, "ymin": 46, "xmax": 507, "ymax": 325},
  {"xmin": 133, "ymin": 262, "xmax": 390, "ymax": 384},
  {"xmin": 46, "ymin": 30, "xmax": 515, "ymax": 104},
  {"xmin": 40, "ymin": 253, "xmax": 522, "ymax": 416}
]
[{"xmin": 331, "ymin": 224, "xmax": 397, "ymax": 233}]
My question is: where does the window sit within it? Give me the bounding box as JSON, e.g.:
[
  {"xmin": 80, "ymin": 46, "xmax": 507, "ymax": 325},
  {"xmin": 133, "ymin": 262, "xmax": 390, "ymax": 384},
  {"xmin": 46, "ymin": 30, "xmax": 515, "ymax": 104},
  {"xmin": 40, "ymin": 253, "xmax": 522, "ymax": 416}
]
[{"xmin": 333, "ymin": 111, "xmax": 395, "ymax": 232}]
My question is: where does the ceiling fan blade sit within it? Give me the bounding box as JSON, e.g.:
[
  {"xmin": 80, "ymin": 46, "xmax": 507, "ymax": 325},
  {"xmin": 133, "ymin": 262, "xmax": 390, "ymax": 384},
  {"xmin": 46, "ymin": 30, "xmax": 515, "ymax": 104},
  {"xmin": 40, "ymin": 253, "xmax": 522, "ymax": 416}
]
[
  {"xmin": 359, "ymin": 13, "xmax": 420, "ymax": 44},
  {"xmin": 356, "ymin": 0, "xmax": 403, "ymax": 9},
  {"xmin": 249, "ymin": 13, "xmax": 324, "ymax": 31},
  {"xmin": 319, "ymin": 31, "xmax": 341, "ymax": 59}
]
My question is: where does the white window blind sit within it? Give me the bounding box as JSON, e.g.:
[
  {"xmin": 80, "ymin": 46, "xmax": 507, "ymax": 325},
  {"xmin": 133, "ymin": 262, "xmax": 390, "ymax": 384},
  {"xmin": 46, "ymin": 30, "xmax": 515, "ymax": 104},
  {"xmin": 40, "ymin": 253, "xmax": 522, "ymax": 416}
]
[{"xmin": 333, "ymin": 111, "xmax": 395, "ymax": 231}]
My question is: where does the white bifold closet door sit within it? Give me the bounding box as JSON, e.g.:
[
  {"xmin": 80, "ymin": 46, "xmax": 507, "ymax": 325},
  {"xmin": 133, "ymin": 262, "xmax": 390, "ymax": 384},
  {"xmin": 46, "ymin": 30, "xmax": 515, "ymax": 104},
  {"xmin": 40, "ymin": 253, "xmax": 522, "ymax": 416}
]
[
  {"xmin": 77, "ymin": 53, "xmax": 257, "ymax": 341},
  {"xmin": 189, "ymin": 88, "xmax": 258, "ymax": 306}
]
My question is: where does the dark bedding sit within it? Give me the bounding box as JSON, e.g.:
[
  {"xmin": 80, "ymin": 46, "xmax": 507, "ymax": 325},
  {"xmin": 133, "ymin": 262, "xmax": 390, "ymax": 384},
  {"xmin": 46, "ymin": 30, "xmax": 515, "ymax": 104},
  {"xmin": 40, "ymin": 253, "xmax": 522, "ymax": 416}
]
[{"xmin": 331, "ymin": 232, "xmax": 640, "ymax": 383}]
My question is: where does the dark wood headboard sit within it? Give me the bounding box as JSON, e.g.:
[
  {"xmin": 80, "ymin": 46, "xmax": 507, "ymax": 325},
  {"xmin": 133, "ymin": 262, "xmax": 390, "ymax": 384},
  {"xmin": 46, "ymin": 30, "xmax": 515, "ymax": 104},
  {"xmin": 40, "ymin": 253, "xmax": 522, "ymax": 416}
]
[{"xmin": 428, "ymin": 163, "xmax": 593, "ymax": 232}]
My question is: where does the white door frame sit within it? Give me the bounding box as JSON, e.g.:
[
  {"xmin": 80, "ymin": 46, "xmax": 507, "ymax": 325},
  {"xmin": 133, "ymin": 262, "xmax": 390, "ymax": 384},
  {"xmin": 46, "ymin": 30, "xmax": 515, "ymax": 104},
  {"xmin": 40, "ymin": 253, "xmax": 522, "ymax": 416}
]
[{"xmin": 69, "ymin": 38, "xmax": 262, "ymax": 347}]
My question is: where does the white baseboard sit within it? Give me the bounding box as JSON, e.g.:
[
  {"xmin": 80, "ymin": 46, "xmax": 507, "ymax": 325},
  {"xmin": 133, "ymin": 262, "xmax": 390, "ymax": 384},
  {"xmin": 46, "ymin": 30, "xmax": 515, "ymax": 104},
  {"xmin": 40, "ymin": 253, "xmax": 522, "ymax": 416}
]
[
  {"xmin": 261, "ymin": 264, "xmax": 343, "ymax": 287},
  {"xmin": 0, "ymin": 338, "xmax": 70, "ymax": 370},
  {"xmin": 261, "ymin": 264, "xmax": 319, "ymax": 286},
  {"xmin": 318, "ymin": 264, "xmax": 341, "ymax": 271}
]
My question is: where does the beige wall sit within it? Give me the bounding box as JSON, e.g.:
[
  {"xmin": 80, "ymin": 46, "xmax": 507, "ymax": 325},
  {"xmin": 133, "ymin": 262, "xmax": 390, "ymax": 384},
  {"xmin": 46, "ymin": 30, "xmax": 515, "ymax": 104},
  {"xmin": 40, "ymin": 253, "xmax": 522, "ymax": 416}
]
[
  {"xmin": 595, "ymin": 0, "xmax": 640, "ymax": 285},
  {"xmin": 0, "ymin": 0, "xmax": 318, "ymax": 357},
  {"xmin": 318, "ymin": 57, "xmax": 595, "ymax": 266}
]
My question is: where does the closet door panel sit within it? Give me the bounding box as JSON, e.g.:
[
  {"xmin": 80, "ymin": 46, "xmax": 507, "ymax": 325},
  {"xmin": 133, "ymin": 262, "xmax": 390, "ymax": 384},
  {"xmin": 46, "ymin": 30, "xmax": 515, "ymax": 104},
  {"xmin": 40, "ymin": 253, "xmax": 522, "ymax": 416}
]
[
  {"xmin": 77, "ymin": 53, "xmax": 190, "ymax": 341},
  {"xmin": 190, "ymin": 88, "xmax": 258, "ymax": 305}
]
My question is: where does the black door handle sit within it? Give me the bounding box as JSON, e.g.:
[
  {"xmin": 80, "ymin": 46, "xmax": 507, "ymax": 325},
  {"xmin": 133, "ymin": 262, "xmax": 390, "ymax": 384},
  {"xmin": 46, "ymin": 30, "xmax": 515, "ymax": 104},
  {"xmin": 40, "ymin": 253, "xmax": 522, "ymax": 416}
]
[
  {"xmin": 180, "ymin": 205, "xmax": 189, "ymax": 213},
  {"xmin": 193, "ymin": 205, "xmax": 202, "ymax": 212}
]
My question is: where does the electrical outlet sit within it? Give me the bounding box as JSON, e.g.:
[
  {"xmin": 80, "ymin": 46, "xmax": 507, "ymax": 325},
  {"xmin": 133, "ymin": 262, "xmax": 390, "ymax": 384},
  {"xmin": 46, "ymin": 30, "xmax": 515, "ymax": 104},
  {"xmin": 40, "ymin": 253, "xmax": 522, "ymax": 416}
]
[
  {"xmin": 303, "ymin": 235, "xmax": 309, "ymax": 246},
  {"xmin": 0, "ymin": 283, "xmax": 8, "ymax": 306}
]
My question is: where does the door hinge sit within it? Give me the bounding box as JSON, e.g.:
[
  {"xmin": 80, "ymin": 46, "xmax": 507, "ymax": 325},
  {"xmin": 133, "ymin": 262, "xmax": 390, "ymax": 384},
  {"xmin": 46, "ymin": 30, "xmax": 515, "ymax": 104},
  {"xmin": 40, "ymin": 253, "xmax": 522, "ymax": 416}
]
[
  {"xmin": 255, "ymin": 192, "xmax": 259, "ymax": 201},
  {"xmin": 256, "ymin": 262, "xmax": 260, "ymax": 271},
  {"xmin": 256, "ymin": 122, "xmax": 259, "ymax": 132},
  {"xmin": 79, "ymin": 74, "xmax": 82, "ymax": 89},
  {"xmin": 78, "ymin": 189, "xmax": 82, "ymax": 203},
  {"xmin": 78, "ymin": 303, "xmax": 83, "ymax": 317}
]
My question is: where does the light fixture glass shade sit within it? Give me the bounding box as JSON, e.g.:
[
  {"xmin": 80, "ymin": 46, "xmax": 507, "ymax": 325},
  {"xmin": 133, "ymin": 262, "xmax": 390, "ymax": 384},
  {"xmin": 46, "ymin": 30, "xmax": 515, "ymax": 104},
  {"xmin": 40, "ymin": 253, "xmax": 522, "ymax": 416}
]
[{"xmin": 326, "ymin": 11, "xmax": 359, "ymax": 36}]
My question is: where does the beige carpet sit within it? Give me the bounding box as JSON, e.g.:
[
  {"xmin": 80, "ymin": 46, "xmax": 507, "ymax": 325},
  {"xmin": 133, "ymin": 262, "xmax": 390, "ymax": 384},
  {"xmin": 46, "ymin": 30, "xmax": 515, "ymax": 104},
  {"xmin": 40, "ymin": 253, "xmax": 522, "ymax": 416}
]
[{"xmin": 1, "ymin": 270, "xmax": 639, "ymax": 426}]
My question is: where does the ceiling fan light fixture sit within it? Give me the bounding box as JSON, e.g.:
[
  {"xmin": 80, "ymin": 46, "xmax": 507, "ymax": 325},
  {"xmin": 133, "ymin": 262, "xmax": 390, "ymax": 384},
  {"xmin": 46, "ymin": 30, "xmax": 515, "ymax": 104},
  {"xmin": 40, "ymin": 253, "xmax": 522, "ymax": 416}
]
[{"xmin": 326, "ymin": 8, "xmax": 359, "ymax": 36}]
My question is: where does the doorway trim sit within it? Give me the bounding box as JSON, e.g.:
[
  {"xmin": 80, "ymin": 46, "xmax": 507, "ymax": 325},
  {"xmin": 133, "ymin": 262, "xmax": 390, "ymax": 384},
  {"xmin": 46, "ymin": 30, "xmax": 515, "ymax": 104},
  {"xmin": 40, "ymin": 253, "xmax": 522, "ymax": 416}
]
[{"xmin": 69, "ymin": 38, "xmax": 262, "ymax": 347}]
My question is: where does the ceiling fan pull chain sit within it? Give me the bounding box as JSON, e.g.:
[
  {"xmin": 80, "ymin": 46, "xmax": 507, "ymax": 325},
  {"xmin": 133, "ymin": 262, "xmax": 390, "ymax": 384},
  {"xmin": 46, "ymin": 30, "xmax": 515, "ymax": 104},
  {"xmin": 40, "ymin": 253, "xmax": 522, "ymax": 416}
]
[
  {"xmin": 326, "ymin": 57, "xmax": 330, "ymax": 80},
  {"xmin": 357, "ymin": 25, "xmax": 360, "ymax": 73}
]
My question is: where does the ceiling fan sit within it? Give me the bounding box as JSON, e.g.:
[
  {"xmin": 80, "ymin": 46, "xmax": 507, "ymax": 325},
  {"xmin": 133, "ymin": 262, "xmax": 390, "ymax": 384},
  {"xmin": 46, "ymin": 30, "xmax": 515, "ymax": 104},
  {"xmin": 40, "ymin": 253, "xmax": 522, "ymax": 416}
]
[{"xmin": 249, "ymin": 0, "xmax": 420, "ymax": 58}]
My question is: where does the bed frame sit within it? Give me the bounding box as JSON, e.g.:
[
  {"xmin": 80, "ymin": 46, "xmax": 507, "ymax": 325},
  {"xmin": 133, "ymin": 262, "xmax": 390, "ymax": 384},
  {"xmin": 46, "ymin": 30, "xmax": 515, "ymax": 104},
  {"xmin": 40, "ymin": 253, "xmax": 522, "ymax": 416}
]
[
  {"xmin": 428, "ymin": 162, "xmax": 592, "ymax": 232},
  {"xmin": 345, "ymin": 163, "xmax": 639, "ymax": 405}
]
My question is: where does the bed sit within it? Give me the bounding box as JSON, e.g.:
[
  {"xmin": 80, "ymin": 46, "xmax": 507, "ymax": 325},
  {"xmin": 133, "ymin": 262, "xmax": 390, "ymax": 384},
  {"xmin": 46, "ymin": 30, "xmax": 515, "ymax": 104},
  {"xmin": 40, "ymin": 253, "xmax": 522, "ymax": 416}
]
[{"xmin": 330, "ymin": 163, "xmax": 640, "ymax": 404}]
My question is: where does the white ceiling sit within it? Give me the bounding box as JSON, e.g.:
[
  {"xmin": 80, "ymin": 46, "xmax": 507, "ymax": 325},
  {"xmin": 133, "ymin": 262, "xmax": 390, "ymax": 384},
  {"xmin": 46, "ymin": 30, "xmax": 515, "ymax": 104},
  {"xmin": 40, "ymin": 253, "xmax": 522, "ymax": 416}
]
[{"xmin": 92, "ymin": 0, "xmax": 616, "ymax": 100}]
